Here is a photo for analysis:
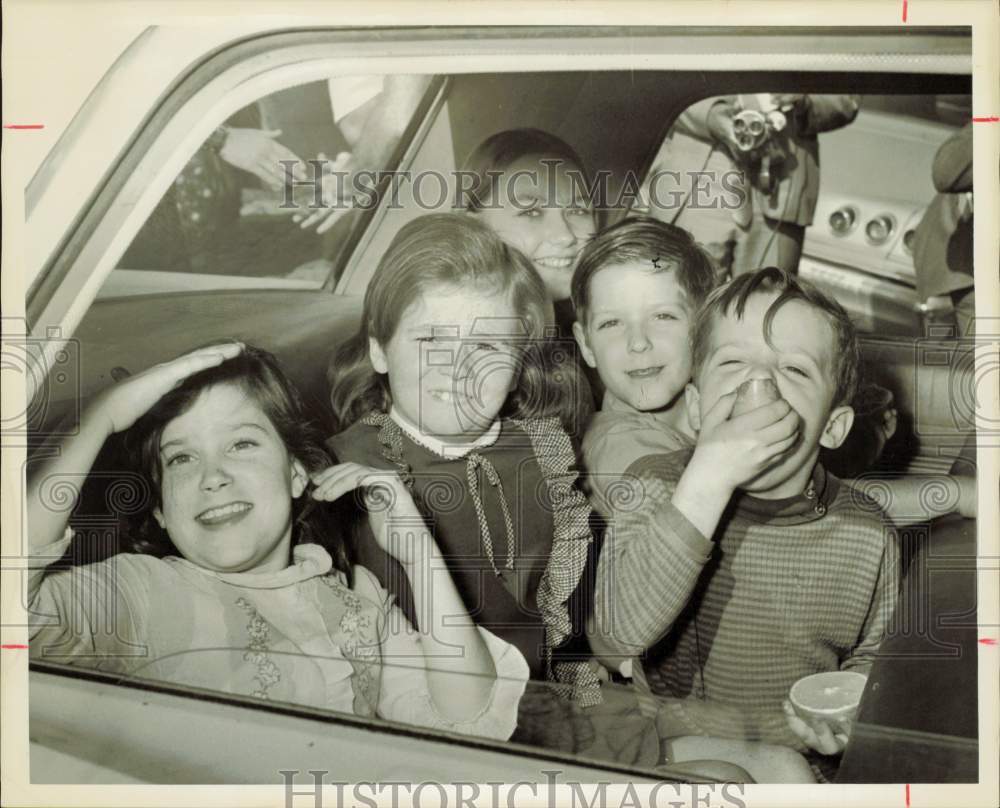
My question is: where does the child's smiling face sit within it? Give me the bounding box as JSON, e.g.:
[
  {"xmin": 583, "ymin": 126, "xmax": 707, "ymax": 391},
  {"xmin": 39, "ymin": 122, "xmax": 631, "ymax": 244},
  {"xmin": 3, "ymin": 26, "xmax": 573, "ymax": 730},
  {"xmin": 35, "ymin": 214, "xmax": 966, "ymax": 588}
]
[
  {"xmin": 473, "ymin": 153, "xmax": 595, "ymax": 302},
  {"xmin": 370, "ymin": 282, "xmax": 524, "ymax": 441},
  {"xmin": 574, "ymin": 262, "xmax": 693, "ymax": 412},
  {"xmin": 153, "ymin": 383, "xmax": 308, "ymax": 574},
  {"xmin": 692, "ymin": 291, "xmax": 854, "ymax": 498}
]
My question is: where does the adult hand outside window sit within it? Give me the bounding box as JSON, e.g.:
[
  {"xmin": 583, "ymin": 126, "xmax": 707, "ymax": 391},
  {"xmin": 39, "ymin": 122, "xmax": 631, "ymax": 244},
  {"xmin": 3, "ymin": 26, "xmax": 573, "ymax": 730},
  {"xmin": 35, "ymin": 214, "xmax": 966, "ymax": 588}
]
[{"xmin": 218, "ymin": 127, "xmax": 309, "ymax": 189}]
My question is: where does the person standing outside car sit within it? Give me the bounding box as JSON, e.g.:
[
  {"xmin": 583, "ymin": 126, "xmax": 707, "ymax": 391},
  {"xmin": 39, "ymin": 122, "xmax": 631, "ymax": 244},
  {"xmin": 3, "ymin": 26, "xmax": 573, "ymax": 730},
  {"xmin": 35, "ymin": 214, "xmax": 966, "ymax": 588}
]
[
  {"xmin": 911, "ymin": 122, "xmax": 975, "ymax": 337},
  {"xmin": 674, "ymin": 94, "xmax": 860, "ymax": 276}
]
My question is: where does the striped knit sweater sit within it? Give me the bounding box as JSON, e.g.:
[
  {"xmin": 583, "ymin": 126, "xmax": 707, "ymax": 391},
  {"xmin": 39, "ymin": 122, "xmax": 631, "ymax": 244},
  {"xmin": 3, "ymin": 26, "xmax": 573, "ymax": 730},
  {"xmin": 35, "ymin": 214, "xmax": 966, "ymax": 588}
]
[{"xmin": 592, "ymin": 448, "xmax": 900, "ymax": 754}]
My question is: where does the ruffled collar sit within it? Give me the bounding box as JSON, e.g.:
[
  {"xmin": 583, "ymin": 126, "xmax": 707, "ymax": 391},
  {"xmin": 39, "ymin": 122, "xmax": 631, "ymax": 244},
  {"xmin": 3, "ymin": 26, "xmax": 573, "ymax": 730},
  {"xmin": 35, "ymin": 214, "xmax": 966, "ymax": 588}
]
[
  {"xmin": 388, "ymin": 406, "xmax": 501, "ymax": 460},
  {"xmin": 168, "ymin": 542, "xmax": 335, "ymax": 589}
]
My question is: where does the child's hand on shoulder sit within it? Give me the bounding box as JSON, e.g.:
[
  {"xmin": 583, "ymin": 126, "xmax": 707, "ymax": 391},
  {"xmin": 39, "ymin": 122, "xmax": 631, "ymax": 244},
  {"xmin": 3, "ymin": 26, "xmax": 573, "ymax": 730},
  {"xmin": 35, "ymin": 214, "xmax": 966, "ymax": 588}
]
[
  {"xmin": 89, "ymin": 342, "xmax": 243, "ymax": 436},
  {"xmin": 690, "ymin": 391, "xmax": 801, "ymax": 494},
  {"xmin": 311, "ymin": 463, "xmax": 430, "ymax": 566}
]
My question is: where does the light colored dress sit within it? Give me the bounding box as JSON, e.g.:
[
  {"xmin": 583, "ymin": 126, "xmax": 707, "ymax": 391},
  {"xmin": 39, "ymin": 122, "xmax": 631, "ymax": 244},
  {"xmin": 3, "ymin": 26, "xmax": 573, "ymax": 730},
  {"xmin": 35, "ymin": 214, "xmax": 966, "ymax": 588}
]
[{"xmin": 29, "ymin": 532, "xmax": 528, "ymax": 740}]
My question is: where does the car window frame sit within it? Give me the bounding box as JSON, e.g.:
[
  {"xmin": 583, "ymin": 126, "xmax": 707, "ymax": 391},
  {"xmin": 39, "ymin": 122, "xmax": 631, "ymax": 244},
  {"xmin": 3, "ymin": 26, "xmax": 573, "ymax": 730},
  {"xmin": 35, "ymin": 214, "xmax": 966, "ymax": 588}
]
[
  {"xmin": 26, "ymin": 30, "xmax": 469, "ymax": 344},
  {"xmin": 27, "ymin": 26, "xmax": 972, "ymax": 345},
  {"xmin": 29, "ymin": 658, "xmax": 690, "ymax": 784}
]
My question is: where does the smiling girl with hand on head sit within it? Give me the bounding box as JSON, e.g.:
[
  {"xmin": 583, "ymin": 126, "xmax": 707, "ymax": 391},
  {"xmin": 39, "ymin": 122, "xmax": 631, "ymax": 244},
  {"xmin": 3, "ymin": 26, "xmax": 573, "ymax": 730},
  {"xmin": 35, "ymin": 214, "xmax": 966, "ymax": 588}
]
[
  {"xmin": 27, "ymin": 343, "xmax": 527, "ymax": 736},
  {"xmin": 326, "ymin": 213, "xmax": 602, "ymax": 703}
]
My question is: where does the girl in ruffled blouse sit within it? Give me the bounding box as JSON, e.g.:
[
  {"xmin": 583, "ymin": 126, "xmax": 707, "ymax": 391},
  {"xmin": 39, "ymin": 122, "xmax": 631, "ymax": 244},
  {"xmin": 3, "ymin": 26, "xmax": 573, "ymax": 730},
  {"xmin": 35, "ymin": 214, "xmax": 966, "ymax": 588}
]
[
  {"xmin": 325, "ymin": 214, "xmax": 601, "ymax": 703},
  {"xmin": 27, "ymin": 343, "xmax": 527, "ymax": 737}
]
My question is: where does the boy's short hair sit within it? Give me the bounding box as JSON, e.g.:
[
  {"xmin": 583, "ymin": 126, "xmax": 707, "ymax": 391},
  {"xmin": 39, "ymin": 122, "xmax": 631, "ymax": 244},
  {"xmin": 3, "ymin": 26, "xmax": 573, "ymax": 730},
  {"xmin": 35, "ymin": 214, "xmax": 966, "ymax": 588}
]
[
  {"xmin": 571, "ymin": 216, "xmax": 718, "ymax": 321},
  {"xmin": 690, "ymin": 266, "xmax": 860, "ymax": 407}
]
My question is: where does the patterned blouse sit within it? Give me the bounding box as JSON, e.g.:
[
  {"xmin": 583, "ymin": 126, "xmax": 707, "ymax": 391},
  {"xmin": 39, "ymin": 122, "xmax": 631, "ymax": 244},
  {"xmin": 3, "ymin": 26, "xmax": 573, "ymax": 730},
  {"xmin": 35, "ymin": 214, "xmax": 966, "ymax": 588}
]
[{"xmin": 28, "ymin": 532, "xmax": 528, "ymax": 740}]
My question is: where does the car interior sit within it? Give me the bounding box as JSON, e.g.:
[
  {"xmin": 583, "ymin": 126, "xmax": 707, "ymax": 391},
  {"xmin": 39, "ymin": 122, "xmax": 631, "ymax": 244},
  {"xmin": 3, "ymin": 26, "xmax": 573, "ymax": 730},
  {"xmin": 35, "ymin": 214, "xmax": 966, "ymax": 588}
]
[{"xmin": 25, "ymin": 52, "xmax": 979, "ymax": 783}]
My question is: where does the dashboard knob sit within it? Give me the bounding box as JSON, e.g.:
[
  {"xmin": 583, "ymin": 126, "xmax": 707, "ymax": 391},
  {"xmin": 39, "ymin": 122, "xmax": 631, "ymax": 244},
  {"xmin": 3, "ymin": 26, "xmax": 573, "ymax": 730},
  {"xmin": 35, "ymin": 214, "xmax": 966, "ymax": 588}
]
[
  {"xmin": 865, "ymin": 214, "xmax": 895, "ymax": 244},
  {"xmin": 829, "ymin": 206, "xmax": 857, "ymax": 235}
]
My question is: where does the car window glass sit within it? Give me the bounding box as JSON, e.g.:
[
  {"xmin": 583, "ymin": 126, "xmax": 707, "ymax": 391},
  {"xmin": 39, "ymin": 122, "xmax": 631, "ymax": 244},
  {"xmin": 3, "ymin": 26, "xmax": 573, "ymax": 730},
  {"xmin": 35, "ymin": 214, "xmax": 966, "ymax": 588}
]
[{"xmin": 100, "ymin": 75, "xmax": 430, "ymax": 300}]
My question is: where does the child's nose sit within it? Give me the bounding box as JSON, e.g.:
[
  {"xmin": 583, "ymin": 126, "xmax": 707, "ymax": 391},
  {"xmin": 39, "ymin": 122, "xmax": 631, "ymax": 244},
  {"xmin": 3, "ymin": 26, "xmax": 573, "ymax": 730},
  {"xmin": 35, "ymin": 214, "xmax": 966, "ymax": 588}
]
[
  {"xmin": 448, "ymin": 348, "xmax": 476, "ymax": 380},
  {"xmin": 627, "ymin": 323, "xmax": 652, "ymax": 352},
  {"xmin": 200, "ymin": 460, "xmax": 233, "ymax": 491},
  {"xmin": 745, "ymin": 365, "xmax": 777, "ymax": 381}
]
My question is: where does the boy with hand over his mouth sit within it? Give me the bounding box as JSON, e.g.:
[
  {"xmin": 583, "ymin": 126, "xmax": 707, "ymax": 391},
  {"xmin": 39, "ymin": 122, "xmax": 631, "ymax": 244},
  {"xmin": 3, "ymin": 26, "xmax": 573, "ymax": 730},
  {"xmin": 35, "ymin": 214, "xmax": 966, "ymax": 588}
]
[{"xmin": 590, "ymin": 267, "xmax": 899, "ymax": 780}]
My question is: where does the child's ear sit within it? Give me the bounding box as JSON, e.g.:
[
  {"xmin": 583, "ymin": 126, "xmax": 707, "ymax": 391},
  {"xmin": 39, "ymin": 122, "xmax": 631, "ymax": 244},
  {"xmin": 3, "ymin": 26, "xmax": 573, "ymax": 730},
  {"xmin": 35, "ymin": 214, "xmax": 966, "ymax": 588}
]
[
  {"xmin": 153, "ymin": 507, "xmax": 166, "ymax": 530},
  {"xmin": 368, "ymin": 337, "xmax": 388, "ymax": 374},
  {"xmin": 819, "ymin": 404, "xmax": 855, "ymax": 450},
  {"xmin": 290, "ymin": 458, "xmax": 309, "ymax": 499},
  {"xmin": 684, "ymin": 383, "xmax": 703, "ymax": 433},
  {"xmin": 571, "ymin": 320, "xmax": 597, "ymax": 369}
]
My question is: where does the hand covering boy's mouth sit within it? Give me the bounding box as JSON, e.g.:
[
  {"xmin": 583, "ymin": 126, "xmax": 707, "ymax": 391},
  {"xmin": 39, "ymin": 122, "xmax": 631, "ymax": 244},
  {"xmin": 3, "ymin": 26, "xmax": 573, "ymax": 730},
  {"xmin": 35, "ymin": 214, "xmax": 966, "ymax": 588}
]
[{"xmin": 197, "ymin": 502, "xmax": 253, "ymax": 525}]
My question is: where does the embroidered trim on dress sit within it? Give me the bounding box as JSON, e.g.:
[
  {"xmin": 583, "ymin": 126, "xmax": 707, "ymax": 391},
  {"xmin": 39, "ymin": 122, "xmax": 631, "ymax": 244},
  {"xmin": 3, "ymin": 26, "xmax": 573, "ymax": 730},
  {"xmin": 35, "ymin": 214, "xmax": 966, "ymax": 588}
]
[
  {"xmin": 363, "ymin": 412, "xmax": 412, "ymax": 487},
  {"xmin": 362, "ymin": 412, "xmax": 515, "ymax": 576},
  {"xmin": 236, "ymin": 597, "xmax": 281, "ymax": 699},
  {"xmin": 362, "ymin": 410, "xmax": 601, "ymax": 704},
  {"xmin": 319, "ymin": 573, "xmax": 382, "ymax": 718},
  {"xmin": 466, "ymin": 451, "xmax": 516, "ymax": 576}
]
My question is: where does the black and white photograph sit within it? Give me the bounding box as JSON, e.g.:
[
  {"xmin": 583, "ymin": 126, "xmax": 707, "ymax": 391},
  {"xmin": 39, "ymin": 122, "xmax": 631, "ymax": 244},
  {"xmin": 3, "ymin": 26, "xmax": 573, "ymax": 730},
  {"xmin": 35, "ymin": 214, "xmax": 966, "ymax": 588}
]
[{"xmin": 2, "ymin": 2, "xmax": 997, "ymax": 806}]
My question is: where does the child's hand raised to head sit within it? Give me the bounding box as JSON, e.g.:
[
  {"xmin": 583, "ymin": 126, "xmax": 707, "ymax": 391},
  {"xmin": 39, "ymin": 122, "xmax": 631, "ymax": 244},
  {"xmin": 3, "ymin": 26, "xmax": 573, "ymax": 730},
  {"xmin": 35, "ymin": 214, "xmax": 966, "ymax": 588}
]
[
  {"xmin": 311, "ymin": 463, "xmax": 431, "ymax": 566},
  {"xmin": 690, "ymin": 390, "xmax": 801, "ymax": 494},
  {"xmin": 30, "ymin": 342, "xmax": 243, "ymax": 550},
  {"xmin": 90, "ymin": 343, "xmax": 244, "ymax": 436}
]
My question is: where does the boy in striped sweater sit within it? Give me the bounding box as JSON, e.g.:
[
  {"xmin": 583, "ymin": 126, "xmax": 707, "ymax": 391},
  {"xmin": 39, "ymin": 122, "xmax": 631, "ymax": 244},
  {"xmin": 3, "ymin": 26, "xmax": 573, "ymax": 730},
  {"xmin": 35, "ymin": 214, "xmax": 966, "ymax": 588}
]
[{"xmin": 590, "ymin": 267, "xmax": 899, "ymax": 780}]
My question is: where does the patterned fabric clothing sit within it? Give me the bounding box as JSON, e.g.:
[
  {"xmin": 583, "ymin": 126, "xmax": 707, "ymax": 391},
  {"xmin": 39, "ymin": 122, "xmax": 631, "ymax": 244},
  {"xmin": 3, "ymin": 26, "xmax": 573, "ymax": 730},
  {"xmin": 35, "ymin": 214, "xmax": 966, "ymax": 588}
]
[
  {"xmin": 29, "ymin": 532, "xmax": 528, "ymax": 740},
  {"xmin": 328, "ymin": 413, "xmax": 601, "ymax": 703},
  {"xmin": 581, "ymin": 391, "xmax": 694, "ymax": 519},
  {"xmin": 594, "ymin": 448, "xmax": 900, "ymax": 760}
]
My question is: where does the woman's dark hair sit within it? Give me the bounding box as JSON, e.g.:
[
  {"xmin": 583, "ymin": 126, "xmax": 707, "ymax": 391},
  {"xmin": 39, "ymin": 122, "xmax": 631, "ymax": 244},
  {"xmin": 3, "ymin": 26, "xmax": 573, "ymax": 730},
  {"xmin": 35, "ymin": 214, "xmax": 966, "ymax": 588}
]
[
  {"xmin": 328, "ymin": 213, "xmax": 554, "ymax": 431},
  {"xmin": 461, "ymin": 128, "xmax": 592, "ymax": 213},
  {"xmin": 124, "ymin": 343, "xmax": 351, "ymax": 577}
]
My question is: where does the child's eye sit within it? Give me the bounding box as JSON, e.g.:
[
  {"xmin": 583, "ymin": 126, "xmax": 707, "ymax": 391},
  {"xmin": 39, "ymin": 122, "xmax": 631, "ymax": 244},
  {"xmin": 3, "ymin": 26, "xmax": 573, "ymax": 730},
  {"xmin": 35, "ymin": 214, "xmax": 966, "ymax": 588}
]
[
  {"xmin": 654, "ymin": 311, "xmax": 679, "ymax": 322},
  {"xmin": 783, "ymin": 365, "xmax": 809, "ymax": 378},
  {"xmin": 165, "ymin": 452, "xmax": 193, "ymax": 468},
  {"xmin": 718, "ymin": 359, "xmax": 741, "ymax": 368},
  {"xmin": 597, "ymin": 318, "xmax": 620, "ymax": 330},
  {"xmin": 232, "ymin": 439, "xmax": 259, "ymax": 451},
  {"xmin": 517, "ymin": 206, "xmax": 541, "ymax": 218},
  {"xmin": 567, "ymin": 206, "xmax": 593, "ymax": 218},
  {"xmin": 471, "ymin": 342, "xmax": 500, "ymax": 353}
]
